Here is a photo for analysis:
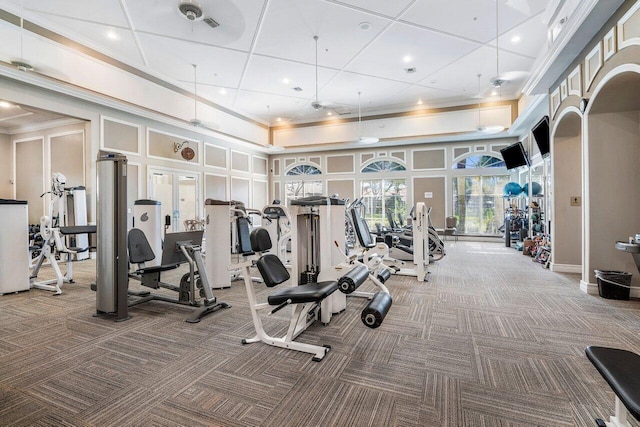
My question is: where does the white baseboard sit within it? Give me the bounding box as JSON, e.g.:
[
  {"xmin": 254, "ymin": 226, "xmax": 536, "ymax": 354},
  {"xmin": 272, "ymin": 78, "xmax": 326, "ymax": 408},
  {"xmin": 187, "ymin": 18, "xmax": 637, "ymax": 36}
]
[
  {"xmin": 550, "ymin": 263, "xmax": 581, "ymax": 273},
  {"xmin": 580, "ymin": 280, "xmax": 598, "ymax": 294},
  {"xmin": 581, "ymin": 279, "xmax": 640, "ymax": 298}
]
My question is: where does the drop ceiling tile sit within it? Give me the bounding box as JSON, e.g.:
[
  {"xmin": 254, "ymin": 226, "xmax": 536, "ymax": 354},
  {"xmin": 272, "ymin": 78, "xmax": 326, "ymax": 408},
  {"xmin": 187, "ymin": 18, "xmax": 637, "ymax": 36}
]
[
  {"xmin": 138, "ymin": 33, "xmax": 248, "ymax": 89},
  {"xmin": 19, "ymin": 15, "xmax": 145, "ymax": 67},
  {"xmin": 495, "ymin": 15, "xmax": 548, "ymax": 59},
  {"xmin": 241, "ymin": 55, "xmax": 339, "ymax": 100},
  {"xmin": 233, "ymin": 90, "xmax": 306, "ymax": 120},
  {"xmin": 330, "ymin": 0, "xmax": 416, "ymax": 18},
  {"xmin": 24, "ymin": 0, "xmax": 129, "ymax": 27},
  {"xmin": 127, "ymin": 0, "xmax": 266, "ymax": 51},
  {"xmin": 346, "ymin": 22, "xmax": 479, "ymax": 83},
  {"xmin": 255, "ymin": 0, "xmax": 390, "ymax": 69},
  {"xmin": 194, "ymin": 85, "xmax": 238, "ymax": 109},
  {"xmin": 384, "ymin": 85, "xmax": 460, "ymax": 110},
  {"xmin": 401, "ymin": 0, "xmax": 546, "ymax": 44},
  {"xmin": 319, "ymin": 71, "xmax": 411, "ymax": 108},
  {"xmin": 422, "ymin": 45, "xmax": 534, "ymax": 99}
]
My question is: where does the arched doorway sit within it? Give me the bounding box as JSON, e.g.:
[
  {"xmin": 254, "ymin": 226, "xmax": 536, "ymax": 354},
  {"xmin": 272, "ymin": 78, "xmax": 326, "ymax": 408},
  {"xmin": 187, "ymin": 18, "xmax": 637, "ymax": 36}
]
[
  {"xmin": 583, "ymin": 66, "xmax": 640, "ymax": 294},
  {"xmin": 550, "ymin": 108, "xmax": 582, "ymax": 273}
]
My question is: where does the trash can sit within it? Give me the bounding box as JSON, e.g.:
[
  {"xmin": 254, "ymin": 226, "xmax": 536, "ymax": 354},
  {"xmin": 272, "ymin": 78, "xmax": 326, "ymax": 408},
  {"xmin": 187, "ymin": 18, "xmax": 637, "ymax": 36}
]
[{"xmin": 594, "ymin": 270, "xmax": 632, "ymax": 300}]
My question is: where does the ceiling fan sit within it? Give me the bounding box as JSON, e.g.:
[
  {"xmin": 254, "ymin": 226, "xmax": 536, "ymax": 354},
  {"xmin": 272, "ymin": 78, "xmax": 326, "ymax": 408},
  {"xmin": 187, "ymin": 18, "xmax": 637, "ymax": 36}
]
[
  {"xmin": 188, "ymin": 64, "xmax": 219, "ymax": 130},
  {"xmin": 475, "ymin": 74, "xmax": 504, "ymax": 134},
  {"xmin": 354, "ymin": 92, "xmax": 379, "ymax": 144},
  {"xmin": 308, "ymin": 35, "xmax": 345, "ymax": 113},
  {"xmin": 474, "ymin": 0, "xmax": 529, "ymax": 99},
  {"xmin": 178, "ymin": 1, "xmax": 220, "ymax": 28}
]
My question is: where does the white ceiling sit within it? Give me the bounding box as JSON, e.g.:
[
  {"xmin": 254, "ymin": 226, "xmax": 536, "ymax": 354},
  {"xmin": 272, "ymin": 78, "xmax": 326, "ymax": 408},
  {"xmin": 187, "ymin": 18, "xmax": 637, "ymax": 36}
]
[
  {"xmin": 0, "ymin": 0, "xmax": 551, "ymax": 124},
  {"xmin": 0, "ymin": 103, "xmax": 74, "ymax": 132}
]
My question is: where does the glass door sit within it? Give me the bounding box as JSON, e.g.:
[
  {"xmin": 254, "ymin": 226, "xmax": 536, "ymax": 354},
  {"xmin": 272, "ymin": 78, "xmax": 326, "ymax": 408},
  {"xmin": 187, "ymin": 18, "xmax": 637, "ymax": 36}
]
[{"xmin": 149, "ymin": 168, "xmax": 199, "ymax": 232}]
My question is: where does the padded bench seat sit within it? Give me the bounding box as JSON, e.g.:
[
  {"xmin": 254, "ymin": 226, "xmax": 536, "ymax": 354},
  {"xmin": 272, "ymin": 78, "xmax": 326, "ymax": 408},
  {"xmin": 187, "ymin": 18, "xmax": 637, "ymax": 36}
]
[
  {"xmin": 267, "ymin": 281, "xmax": 338, "ymax": 305},
  {"xmin": 586, "ymin": 345, "xmax": 640, "ymax": 421},
  {"xmin": 135, "ymin": 263, "xmax": 180, "ymax": 275}
]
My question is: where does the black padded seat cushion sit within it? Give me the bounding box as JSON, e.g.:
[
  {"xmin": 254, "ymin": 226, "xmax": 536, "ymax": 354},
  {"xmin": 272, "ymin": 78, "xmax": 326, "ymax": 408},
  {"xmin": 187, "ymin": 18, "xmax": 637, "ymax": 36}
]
[
  {"xmin": 135, "ymin": 263, "xmax": 180, "ymax": 275},
  {"xmin": 267, "ymin": 281, "xmax": 338, "ymax": 305},
  {"xmin": 586, "ymin": 346, "xmax": 640, "ymax": 420},
  {"xmin": 128, "ymin": 228, "xmax": 156, "ymax": 264},
  {"xmin": 250, "ymin": 228, "xmax": 272, "ymax": 252},
  {"xmin": 256, "ymin": 254, "xmax": 290, "ymax": 287}
]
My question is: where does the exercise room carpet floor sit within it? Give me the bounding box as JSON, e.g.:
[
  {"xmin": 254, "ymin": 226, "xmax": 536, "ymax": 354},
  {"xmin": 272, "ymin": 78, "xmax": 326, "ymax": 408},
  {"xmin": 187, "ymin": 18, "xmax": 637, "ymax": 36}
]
[{"xmin": 2, "ymin": 241, "xmax": 640, "ymax": 426}]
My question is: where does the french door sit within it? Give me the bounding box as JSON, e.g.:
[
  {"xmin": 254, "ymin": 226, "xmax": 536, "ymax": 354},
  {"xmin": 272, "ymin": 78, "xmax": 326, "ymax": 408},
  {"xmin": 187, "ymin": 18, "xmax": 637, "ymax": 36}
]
[{"xmin": 148, "ymin": 167, "xmax": 199, "ymax": 232}]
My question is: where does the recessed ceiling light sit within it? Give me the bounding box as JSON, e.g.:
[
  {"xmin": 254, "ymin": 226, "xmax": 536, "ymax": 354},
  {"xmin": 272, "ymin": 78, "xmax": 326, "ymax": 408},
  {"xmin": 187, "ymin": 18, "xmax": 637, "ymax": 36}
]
[
  {"xmin": 0, "ymin": 101, "xmax": 11, "ymax": 108},
  {"xmin": 491, "ymin": 90, "xmax": 498, "ymax": 96},
  {"xmin": 417, "ymin": 99, "xmax": 423, "ymax": 105},
  {"xmin": 282, "ymin": 78, "xmax": 290, "ymax": 84},
  {"xmin": 327, "ymin": 111, "xmax": 332, "ymax": 116},
  {"xmin": 403, "ymin": 55, "xmax": 413, "ymax": 63},
  {"xmin": 106, "ymin": 30, "xmax": 119, "ymax": 40},
  {"xmin": 511, "ymin": 35, "xmax": 521, "ymax": 44},
  {"xmin": 358, "ymin": 22, "xmax": 371, "ymax": 31},
  {"xmin": 219, "ymin": 88, "xmax": 227, "ymax": 95},
  {"xmin": 276, "ymin": 117, "xmax": 282, "ymax": 122}
]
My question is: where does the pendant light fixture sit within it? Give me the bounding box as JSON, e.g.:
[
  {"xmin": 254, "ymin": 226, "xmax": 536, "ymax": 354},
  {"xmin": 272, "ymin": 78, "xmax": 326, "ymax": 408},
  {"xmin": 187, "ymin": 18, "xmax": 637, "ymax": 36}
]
[
  {"xmin": 310, "ymin": 35, "xmax": 323, "ymax": 111},
  {"xmin": 11, "ymin": 0, "xmax": 34, "ymax": 71},
  {"xmin": 190, "ymin": 64, "xmax": 202, "ymax": 127}
]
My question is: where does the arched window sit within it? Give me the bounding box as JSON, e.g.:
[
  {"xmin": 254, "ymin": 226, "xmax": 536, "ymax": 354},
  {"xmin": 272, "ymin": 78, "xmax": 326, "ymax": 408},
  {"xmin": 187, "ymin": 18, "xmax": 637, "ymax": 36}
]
[
  {"xmin": 284, "ymin": 164, "xmax": 322, "ymax": 204},
  {"xmin": 286, "ymin": 164, "xmax": 322, "ymax": 175},
  {"xmin": 453, "ymin": 155, "xmax": 505, "ymax": 169},
  {"xmin": 361, "ymin": 160, "xmax": 406, "ymax": 173}
]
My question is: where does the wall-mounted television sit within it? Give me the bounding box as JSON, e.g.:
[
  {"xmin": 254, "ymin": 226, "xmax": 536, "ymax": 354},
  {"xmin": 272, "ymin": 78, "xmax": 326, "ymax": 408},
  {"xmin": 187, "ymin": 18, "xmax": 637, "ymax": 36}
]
[
  {"xmin": 500, "ymin": 141, "xmax": 529, "ymax": 170},
  {"xmin": 532, "ymin": 115, "xmax": 550, "ymax": 158}
]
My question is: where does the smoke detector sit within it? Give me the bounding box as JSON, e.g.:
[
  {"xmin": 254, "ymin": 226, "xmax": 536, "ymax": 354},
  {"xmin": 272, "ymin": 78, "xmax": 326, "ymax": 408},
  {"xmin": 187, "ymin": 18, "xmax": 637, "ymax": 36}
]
[{"xmin": 179, "ymin": 1, "xmax": 204, "ymax": 21}]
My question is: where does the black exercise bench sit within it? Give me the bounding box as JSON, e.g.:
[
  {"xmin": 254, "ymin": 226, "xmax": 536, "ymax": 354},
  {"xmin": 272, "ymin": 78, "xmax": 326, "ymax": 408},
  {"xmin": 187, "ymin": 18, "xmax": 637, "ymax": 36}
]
[{"xmin": 586, "ymin": 345, "xmax": 640, "ymax": 426}]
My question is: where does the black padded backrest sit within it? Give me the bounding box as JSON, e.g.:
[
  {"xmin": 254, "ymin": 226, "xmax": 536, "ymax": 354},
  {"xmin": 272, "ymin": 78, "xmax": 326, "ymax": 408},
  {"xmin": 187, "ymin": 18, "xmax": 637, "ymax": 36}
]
[
  {"xmin": 386, "ymin": 210, "xmax": 397, "ymax": 229},
  {"xmin": 128, "ymin": 228, "xmax": 156, "ymax": 264},
  {"xmin": 250, "ymin": 228, "xmax": 272, "ymax": 252},
  {"xmin": 256, "ymin": 254, "xmax": 290, "ymax": 287},
  {"xmin": 236, "ymin": 217, "xmax": 253, "ymax": 255},
  {"xmin": 350, "ymin": 208, "xmax": 375, "ymax": 249}
]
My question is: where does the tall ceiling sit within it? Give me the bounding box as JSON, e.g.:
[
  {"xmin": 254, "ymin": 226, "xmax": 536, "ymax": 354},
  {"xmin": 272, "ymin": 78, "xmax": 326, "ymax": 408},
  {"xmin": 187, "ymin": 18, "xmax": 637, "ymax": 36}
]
[{"xmin": 0, "ymin": 0, "xmax": 551, "ymax": 125}]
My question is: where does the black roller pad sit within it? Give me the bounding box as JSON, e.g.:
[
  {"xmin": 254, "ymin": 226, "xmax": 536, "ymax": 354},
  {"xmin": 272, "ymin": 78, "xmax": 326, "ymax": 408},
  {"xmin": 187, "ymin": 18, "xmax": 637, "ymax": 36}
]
[
  {"xmin": 338, "ymin": 265, "xmax": 370, "ymax": 294},
  {"xmin": 361, "ymin": 292, "xmax": 392, "ymax": 329}
]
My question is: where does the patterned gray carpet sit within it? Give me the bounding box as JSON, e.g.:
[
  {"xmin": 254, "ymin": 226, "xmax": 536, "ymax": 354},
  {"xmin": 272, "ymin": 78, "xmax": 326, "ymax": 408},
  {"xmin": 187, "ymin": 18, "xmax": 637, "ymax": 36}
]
[{"xmin": 2, "ymin": 241, "xmax": 640, "ymax": 426}]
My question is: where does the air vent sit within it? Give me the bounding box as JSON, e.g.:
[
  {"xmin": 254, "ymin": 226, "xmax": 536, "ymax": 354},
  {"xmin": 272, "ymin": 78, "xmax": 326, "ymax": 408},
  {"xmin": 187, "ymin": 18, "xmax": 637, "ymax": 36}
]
[
  {"xmin": 203, "ymin": 17, "xmax": 219, "ymax": 28},
  {"xmin": 404, "ymin": 67, "xmax": 417, "ymax": 74},
  {"xmin": 293, "ymin": 87, "xmax": 303, "ymax": 92}
]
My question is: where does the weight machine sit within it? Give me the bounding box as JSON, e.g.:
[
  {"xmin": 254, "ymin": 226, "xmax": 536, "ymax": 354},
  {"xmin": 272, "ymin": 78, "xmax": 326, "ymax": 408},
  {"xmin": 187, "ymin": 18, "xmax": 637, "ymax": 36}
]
[
  {"xmin": 94, "ymin": 152, "xmax": 229, "ymax": 322},
  {"xmin": 204, "ymin": 199, "xmax": 264, "ymax": 289},
  {"xmin": 30, "ymin": 173, "xmax": 95, "ymax": 295},
  {"xmin": 262, "ymin": 200, "xmax": 292, "ymax": 265},
  {"xmin": 239, "ymin": 227, "xmax": 393, "ymax": 362}
]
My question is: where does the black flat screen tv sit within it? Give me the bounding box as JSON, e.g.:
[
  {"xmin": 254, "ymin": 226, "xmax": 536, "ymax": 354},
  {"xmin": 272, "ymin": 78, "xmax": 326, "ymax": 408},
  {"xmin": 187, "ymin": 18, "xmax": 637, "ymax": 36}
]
[
  {"xmin": 500, "ymin": 141, "xmax": 529, "ymax": 170},
  {"xmin": 532, "ymin": 115, "xmax": 550, "ymax": 158}
]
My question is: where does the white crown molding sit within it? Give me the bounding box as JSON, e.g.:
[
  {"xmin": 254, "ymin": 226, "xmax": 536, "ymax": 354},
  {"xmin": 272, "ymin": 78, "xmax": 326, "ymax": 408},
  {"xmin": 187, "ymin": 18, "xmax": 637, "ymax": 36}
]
[{"xmin": 522, "ymin": 0, "xmax": 625, "ymax": 96}]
